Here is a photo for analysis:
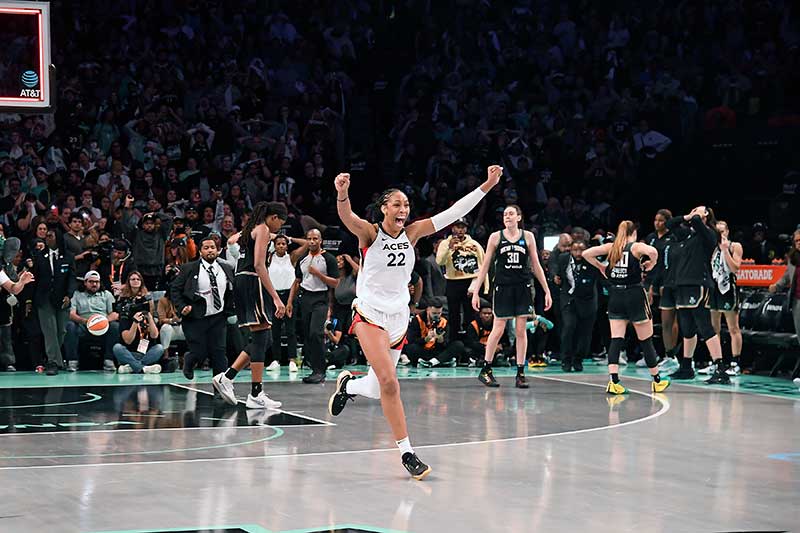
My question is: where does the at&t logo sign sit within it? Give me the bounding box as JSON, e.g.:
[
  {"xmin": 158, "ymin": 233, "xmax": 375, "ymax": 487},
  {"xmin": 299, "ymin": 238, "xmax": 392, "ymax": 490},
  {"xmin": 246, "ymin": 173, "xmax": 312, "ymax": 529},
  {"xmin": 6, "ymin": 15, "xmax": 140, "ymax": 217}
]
[{"xmin": 20, "ymin": 70, "xmax": 40, "ymax": 97}]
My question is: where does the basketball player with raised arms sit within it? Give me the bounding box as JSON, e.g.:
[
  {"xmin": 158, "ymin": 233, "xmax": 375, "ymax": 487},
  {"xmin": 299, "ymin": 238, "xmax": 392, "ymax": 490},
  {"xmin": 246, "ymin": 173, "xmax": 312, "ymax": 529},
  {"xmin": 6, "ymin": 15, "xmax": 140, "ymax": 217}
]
[{"xmin": 327, "ymin": 165, "xmax": 503, "ymax": 480}]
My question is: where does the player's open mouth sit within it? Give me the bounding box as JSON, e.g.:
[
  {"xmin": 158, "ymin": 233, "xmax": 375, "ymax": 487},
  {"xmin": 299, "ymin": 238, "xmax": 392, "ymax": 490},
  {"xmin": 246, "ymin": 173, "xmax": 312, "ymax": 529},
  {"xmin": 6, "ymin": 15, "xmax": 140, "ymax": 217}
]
[{"xmin": 395, "ymin": 217, "xmax": 406, "ymax": 226}]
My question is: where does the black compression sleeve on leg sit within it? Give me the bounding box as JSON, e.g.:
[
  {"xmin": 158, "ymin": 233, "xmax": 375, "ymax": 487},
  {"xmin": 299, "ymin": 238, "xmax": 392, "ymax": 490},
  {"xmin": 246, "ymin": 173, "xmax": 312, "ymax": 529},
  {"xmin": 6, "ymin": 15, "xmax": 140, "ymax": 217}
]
[
  {"xmin": 693, "ymin": 307, "xmax": 717, "ymax": 341},
  {"xmin": 640, "ymin": 336, "xmax": 659, "ymax": 368},
  {"xmin": 245, "ymin": 329, "xmax": 271, "ymax": 363},
  {"xmin": 608, "ymin": 337, "xmax": 624, "ymax": 365},
  {"xmin": 677, "ymin": 308, "xmax": 698, "ymax": 339}
]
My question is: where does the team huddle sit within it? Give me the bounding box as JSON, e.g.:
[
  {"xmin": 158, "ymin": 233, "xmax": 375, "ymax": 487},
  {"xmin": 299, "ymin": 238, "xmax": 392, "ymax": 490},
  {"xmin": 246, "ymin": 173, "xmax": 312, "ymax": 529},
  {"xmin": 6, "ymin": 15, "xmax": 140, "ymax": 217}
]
[{"xmin": 209, "ymin": 164, "xmax": 741, "ymax": 481}]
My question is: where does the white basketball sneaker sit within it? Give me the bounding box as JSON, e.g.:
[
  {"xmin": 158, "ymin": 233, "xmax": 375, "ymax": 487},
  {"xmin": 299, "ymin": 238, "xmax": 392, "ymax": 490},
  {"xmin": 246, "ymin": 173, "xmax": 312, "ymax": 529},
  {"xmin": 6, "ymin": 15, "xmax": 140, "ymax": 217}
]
[
  {"xmin": 245, "ymin": 391, "xmax": 282, "ymax": 410},
  {"xmin": 212, "ymin": 373, "xmax": 237, "ymax": 405},
  {"xmin": 266, "ymin": 360, "xmax": 281, "ymax": 372},
  {"xmin": 288, "ymin": 360, "xmax": 298, "ymax": 373}
]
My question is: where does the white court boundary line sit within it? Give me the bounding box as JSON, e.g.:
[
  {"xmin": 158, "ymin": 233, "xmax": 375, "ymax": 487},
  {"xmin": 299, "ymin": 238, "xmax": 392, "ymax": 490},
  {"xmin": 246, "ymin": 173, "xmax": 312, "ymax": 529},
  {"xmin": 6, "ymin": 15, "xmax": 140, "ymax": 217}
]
[
  {"xmin": 0, "ymin": 374, "xmax": 668, "ymax": 470},
  {"xmin": 170, "ymin": 382, "xmax": 336, "ymax": 427}
]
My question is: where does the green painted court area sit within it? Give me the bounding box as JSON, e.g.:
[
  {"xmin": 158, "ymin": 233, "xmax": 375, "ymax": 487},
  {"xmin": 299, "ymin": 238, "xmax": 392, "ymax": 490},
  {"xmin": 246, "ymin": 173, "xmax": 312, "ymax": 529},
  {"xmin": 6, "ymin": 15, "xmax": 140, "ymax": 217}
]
[{"xmin": 1, "ymin": 362, "xmax": 796, "ymax": 401}]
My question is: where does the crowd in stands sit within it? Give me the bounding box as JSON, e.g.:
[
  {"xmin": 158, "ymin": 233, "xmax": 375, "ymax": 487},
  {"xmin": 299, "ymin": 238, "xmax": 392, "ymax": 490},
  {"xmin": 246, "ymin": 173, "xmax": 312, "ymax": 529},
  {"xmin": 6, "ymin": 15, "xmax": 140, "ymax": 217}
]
[{"xmin": 0, "ymin": 0, "xmax": 798, "ymax": 374}]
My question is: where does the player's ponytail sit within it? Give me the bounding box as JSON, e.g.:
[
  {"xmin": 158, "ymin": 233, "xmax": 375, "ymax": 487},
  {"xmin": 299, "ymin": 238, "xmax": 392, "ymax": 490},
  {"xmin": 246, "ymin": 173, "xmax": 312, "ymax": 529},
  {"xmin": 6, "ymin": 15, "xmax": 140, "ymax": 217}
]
[{"xmin": 608, "ymin": 220, "xmax": 635, "ymax": 267}]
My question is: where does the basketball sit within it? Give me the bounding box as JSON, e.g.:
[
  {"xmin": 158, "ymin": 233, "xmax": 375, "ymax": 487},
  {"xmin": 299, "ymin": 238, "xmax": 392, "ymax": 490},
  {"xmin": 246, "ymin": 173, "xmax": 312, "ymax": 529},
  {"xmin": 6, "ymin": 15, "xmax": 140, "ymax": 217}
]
[{"xmin": 86, "ymin": 314, "xmax": 109, "ymax": 336}]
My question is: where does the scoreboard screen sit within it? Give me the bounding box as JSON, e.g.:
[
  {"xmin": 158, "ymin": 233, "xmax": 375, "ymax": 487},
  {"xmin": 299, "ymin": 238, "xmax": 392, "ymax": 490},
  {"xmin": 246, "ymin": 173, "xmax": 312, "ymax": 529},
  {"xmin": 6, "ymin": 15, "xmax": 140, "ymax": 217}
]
[{"xmin": 0, "ymin": 1, "xmax": 52, "ymax": 110}]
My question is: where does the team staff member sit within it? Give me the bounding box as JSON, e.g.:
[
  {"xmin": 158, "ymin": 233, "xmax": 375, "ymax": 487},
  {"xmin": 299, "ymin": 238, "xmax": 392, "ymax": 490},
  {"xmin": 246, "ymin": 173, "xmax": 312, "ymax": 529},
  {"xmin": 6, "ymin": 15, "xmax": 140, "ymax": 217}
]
[
  {"xmin": 435, "ymin": 218, "xmax": 486, "ymax": 341},
  {"xmin": 171, "ymin": 236, "xmax": 235, "ymax": 380},
  {"xmin": 583, "ymin": 221, "xmax": 670, "ymax": 394},
  {"xmin": 265, "ymin": 234, "xmax": 308, "ymax": 372},
  {"xmin": 553, "ymin": 240, "xmax": 600, "ymax": 372},
  {"xmin": 287, "ymin": 228, "xmax": 339, "ymax": 384},
  {"xmin": 704, "ymin": 220, "xmax": 743, "ymax": 376},
  {"xmin": 666, "ymin": 207, "xmax": 729, "ymax": 384}
]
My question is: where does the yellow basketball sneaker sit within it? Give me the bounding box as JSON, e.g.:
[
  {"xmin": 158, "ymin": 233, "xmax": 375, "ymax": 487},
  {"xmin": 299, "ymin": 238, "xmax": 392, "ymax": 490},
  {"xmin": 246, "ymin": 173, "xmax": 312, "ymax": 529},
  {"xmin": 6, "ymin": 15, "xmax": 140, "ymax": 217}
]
[
  {"xmin": 651, "ymin": 379, "xmax": 670, "ymax": 393},
  {"xmin": 606, "ymin": 381, "xmax": 628, "ymax": 395}
]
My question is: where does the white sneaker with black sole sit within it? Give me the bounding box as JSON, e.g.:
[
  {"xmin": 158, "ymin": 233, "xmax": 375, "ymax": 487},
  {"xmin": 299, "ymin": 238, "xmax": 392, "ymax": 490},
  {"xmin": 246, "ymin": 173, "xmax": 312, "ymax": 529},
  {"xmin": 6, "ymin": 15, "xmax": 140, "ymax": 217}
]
[
  {"xmin": 212, "ymin": 373, "xmax": 238, "ymax": 405},
  {"xmin": 698, "ymin": 363, "xmax": 716, "ymax": 375},
  {"xmin": 726, "ymin": 362, "xmax": 741, "ymax": 376},
  {"xmin": 245, "ymin": 391, "xmax": 282, "ymax": 410}
]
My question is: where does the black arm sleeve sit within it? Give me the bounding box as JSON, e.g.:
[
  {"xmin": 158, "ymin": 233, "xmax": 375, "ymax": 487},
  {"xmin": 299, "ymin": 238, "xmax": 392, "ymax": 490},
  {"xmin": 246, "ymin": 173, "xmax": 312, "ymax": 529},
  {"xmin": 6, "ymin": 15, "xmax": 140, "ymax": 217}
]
[
  {"xmin": 666, "ymin": 216, "xmax": 686, "ymax": 230},
  {"xmin": 689, "ymin": 215, "xmax": 718, "ymax": 248}
]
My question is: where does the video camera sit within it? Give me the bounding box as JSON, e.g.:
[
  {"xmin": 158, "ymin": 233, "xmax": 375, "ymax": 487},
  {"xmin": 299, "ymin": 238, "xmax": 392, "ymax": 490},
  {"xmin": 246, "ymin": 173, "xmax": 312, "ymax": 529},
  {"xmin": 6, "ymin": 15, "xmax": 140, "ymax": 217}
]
[
  {"xmin": 117, "ymin": 295, "xmax": 152, "ymax": 319},
  {"xmin": 85, "ymin": 240, "xmax": 113, "ymax": 261}
]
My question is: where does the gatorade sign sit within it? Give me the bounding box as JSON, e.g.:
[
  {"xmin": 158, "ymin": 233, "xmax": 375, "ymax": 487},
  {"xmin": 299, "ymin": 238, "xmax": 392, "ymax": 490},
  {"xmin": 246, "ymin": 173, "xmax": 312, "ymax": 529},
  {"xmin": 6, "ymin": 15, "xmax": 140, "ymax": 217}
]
[{"xmin": 736, "ymin": 265, "xmax": 787, "ymax": 287}]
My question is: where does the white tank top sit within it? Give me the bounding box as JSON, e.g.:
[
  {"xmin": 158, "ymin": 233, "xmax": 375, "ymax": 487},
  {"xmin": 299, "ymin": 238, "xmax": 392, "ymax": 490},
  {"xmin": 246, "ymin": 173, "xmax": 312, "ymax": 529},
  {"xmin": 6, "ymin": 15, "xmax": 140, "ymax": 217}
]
[
  {"xmin": 357, "ymin": 225, "xmax": 415, "ymax": 314},
  {"xmin": 268, "ymin": 252, "xmax": 295, "ymax": 291}
]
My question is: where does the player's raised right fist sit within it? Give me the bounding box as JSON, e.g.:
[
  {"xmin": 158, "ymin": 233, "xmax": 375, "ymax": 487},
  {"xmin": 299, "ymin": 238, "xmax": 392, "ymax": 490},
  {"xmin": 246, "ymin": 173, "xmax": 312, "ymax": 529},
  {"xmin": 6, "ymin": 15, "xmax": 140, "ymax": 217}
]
[{"xmin": 334, "ymin": 173, "xmax": 350, "ymax": 195}]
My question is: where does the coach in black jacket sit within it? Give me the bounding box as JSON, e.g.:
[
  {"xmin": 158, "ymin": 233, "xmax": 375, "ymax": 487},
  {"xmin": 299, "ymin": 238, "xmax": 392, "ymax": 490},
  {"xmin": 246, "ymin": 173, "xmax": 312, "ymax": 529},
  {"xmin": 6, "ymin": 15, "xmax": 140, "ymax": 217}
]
[
  {"xmin": 170, "ymin": 235, "xmax": 235, "ymax": 379},
  {"xmin": 31, "ymin": 231, "xmax": 77, "ymax": 374}
]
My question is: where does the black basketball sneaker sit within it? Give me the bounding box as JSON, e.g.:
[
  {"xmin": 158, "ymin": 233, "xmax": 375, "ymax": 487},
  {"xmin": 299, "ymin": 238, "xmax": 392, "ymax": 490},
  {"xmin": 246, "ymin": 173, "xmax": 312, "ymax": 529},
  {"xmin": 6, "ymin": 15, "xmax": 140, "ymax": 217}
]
[
  {"xmin": 478, "ymin": 367, "xmax": 500, "ymax": 387},
  {"xmin": 402, "ymin": 452, "xmax": 432, "ymax": 480},
  {"xmin": 328, "ymin": 370, "xmax": 356, "ymax": 416},
  {"xmin": 515, "ymin": 374, "xmax": 529, "ymax": 389}
]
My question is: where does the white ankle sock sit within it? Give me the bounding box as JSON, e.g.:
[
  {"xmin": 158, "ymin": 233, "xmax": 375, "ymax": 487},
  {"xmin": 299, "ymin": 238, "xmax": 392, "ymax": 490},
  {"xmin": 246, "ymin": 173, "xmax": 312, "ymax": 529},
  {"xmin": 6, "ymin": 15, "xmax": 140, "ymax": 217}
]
[{"xmin": 396, "ymin": 436, "xmax": 413, "ymax": 455}]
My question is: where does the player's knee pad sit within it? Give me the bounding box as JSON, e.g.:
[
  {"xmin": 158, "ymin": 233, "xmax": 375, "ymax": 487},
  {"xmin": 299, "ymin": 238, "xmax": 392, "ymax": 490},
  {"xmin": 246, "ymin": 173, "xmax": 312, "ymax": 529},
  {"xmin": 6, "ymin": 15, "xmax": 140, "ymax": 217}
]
[
  {"xmin": 608, "ymin": 337, "xmax": 625, "ymax": 365},
  {"xmin": 677, "ymin": 309, "xmax": 697, "ymax": 339},
  {"xmin": 246, "ymin": 329, "xmax": 271, "ymax": 362},
  {"xmin": 639, "ymin": 337, "xmax": 659, "ymax": 368}
]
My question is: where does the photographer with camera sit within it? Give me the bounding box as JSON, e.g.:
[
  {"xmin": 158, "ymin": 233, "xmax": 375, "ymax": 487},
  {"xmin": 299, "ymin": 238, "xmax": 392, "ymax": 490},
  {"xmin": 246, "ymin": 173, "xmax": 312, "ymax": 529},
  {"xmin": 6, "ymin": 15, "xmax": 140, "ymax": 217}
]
[
  {"xmin": 323, "ymin": 316, "xmax": 351, "ymax": 369},
  {"xmin": 98, "ymin": 239, "xmax": 137, "ymax": 297},
  {"xmin": 403, "ymin": 296, "xmax": 464, "ymax": 367},
  {"xmin": 65, "ymin": 271, "xmax": 119, "ymax": 372},
  {"xmin": 30, "ymin": 229, "xmax": 77, "ymax": 375},
  {"xmin": 113, "ymin": 273, "xmax": 163, "ymax": 374}
]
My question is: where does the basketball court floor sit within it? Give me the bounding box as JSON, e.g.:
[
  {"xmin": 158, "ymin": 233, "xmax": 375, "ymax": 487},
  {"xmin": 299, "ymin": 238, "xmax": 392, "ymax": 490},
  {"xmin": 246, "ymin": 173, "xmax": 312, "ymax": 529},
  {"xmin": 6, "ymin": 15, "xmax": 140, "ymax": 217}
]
[{"xmin": 0, "ymin": 363, "xmax": 798, "ymax": 533}]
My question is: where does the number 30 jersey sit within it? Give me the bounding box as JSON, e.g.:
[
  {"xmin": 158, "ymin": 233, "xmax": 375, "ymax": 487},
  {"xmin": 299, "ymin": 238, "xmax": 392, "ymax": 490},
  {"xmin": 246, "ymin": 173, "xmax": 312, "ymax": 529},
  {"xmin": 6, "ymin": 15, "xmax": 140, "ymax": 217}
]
[
  {"xmin": 357, "ymin": 225, "xmax": 416, "ymax": 314},
  {"xmin": 493, "ymin": 230, "xmax": 531, "ymax": 286}
]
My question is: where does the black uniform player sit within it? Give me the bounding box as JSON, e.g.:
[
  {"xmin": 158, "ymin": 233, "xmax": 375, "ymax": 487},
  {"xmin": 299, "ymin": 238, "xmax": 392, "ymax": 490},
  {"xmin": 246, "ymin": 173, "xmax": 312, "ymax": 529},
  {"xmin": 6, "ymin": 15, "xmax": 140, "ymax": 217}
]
[
  {"xmin": 704, "ymin": 220, "xmax": 743, "ymax": 376},
  {"xmin": 470, "ymin": 205, "xmax": 552, "ymax": 388},
  {"xmin": 584, "ymin": 221, "xmax": 670, "ymax": 394},
  {"xmin": 645, "ymin": 209, "xmax": 681, "ymax": 366},
  {"xmin": 665, "ymin": 206, "xmax": 730, "ymax": 384},
  {"xmin": 213, "ymin": 202, "xmax": 289, "ymax": 408}
]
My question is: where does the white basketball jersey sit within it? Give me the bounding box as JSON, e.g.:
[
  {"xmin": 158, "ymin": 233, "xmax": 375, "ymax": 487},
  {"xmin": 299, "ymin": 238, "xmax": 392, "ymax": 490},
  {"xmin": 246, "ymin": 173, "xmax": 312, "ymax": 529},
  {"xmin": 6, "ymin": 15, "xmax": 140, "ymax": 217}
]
[{"xmin": 357, "ymin": 226, "xmax": 415, "ymax": 314}]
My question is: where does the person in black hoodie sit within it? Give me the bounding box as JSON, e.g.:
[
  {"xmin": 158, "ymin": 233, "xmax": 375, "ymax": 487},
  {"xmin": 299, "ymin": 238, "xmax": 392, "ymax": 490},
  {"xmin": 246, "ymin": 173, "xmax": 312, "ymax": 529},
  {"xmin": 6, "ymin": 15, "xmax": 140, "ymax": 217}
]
[{"xmin": 666, "ymin": 207, "xmax": 729, "ymax": 384}]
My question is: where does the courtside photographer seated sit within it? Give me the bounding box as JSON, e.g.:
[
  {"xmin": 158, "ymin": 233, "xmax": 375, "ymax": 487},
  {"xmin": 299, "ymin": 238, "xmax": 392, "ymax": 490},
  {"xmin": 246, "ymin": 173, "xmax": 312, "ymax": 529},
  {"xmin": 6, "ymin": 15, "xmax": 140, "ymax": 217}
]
[
  {"xmin": 402, "ymin": 296, "xmax": 464, "ymax": 368},
  {"xmin": 113, "ymin": 272, "xmax": 162, "ymax": 374}
]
